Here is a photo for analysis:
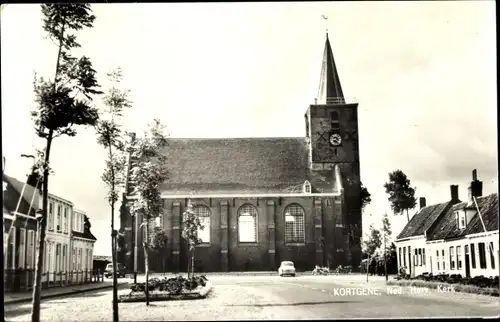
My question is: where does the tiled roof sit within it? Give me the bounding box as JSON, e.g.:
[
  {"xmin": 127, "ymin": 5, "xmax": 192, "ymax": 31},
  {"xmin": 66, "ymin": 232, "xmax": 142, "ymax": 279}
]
[
  {"xmin": 72, "ymin": 230, "xmax": 97, "ymax": 241},
  {"xmin": 428, "ymin": 193, "xmax": 498, "ymax": 241},
  {"xmin": 2, "ymin": 173, "xmax": 40, "ymax": 216},
  {"xmin": 139, "ymin": 137, "xmax": 335, "ymax": 195},
  {"xmin": 396, "ymin": 201, "xmax": 452, "ymax": 239}
]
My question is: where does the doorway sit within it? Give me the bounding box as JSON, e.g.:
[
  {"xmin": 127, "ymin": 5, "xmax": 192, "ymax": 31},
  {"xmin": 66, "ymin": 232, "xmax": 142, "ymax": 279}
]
[{"xmin": 464, "ymin": 245, "xmax": 471, "ymax": 278}]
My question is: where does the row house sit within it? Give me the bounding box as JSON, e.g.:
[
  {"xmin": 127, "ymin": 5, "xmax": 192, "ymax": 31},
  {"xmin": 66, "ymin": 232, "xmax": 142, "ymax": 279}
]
[
  {"xmin": 3, "ymin": 173, "xmax": 97, "ymax": 282},
  {"xmin": 395, "ymin": 170, "xmax": 499, "ymax": 279}
]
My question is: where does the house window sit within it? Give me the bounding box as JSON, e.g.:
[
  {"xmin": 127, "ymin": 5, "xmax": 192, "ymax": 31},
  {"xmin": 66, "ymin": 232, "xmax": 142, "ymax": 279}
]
[
  {"xmin": 18, "ymin": 228, "xmax": 26, "ymax": 268},
  {"xmin": 48, "ymin": 202, "xmax": 54, "ymax": 231},
  {"xmin": 456, "ymin": 246, "xmax": 462, "ymax": 269},
  {"xmin": 423, "ymin": 249, "xmax": 426, "ymax": 266},
  {"xmin": 436, "ymin": 250, "xmax": 440, "ymax": 270},
  {"xmin": 330, "ymin": 111, "xmax": 340, "ymax": 131},
  {"xmin": 403, "ymin": 247, "xmax": 407, "ymax": 267},
  {"xmin": 454, "ymin": 212, "xmax": 459, "ymax": 227},
  {"xmin": 27, "ymin": 230, "xmax": 35, "ymax": 269},
  {"xmin": 450, "ymin": 246, "xmax": 455, "ymax": 270},
  {"xmin": 418, "ymin": 249, "xmax": 422, "ymax": 266},
  {"xmin": 442, "ymin": 249, "xmax": 446, "ymax": 270},
  {"xmin": 398, "ymin": 248, "xmax": 402, "ymax": 267},
  {"xmin": 478, "ymin": 242, "xmax": 487, "ymax": 269},
  {"xmin": 470, "ymin": 243, "xmax": 476, "ymax": 268},
  {"xmin": 489, "ymin": 242, "xmax": 495, "ymax": 269},
  {"xmin": 62, "ymin": 245, "xmax": 67, "ymax": 271},
  {"xmin": 459, "ymin": 214, "xmax": 466, "ymax": 229},
  {"xmin": 63, "ymin": 207, "xmax": 68, "ymax": 233},
  {"xmin": 72, "ymin": 248, "xmax": 76, "ymax": 270},
  {"xmin": 284, "ymin": 204, "xmax": 305, "ymax": 244},
  {"xmin": 193, "ymin": 205, "xmax": 211, "ymax": 243},
  {"xmin": 57, "ymin": 205, "xmax": 62, "ymax": 232},
  {"xmin": 303, "ymin": 181, "xmax": 311, "ymax": 194},
  {"xmin": 238, "ymin": 204, "xmax": 258, "ymax": 243}
]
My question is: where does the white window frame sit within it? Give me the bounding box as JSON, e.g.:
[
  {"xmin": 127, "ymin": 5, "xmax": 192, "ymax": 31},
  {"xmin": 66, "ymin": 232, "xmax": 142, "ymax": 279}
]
[
  {"xmin": 456, "ymin": 246, "xmax": 462, "ymax": 269},
  {"xmin": 238, "ymin": 204, "xmax": 258, "ymax": 243},
  {"xmin": 194, "ymin": 205, "xmax": 211, "ymax": 244},
  {"xmin": 10, "ymin": 227, "xmax": 16, "ymax": 269},
  {"xmin": 449, "ymin": 246, "xmax": 455, "ymax": 270},
  {"xmin": 48, "ymin": 202, "xmax": 54, "ymax": 231},
  {"xmin": 57, "ymin": 205, "xmax": 62, "ymax": 232},
  {"xmin": 19, "ymin": 228, "xmax": 26, "ymax": 268},
  {"xmin": 284, "ymin": 204, "xmax": 306, "ymax": 244},
  {"xmin": 63, "ymin": 207, "xmax": 68, "ymax": 233},
  {"xmin": 303, "ymin": 181, "xmax": 311, "ymax": 194}
]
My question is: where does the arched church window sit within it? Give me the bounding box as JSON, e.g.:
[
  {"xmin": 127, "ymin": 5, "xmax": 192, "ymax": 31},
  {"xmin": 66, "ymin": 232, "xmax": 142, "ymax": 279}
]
[
  {"xmin": 330, "ymin": 111, "xmax": 340, "ymax": 131},
  {"xmin": 284, "ymin": 204, "xmax": 305, "ymax": 244},
  {"xmin": 303, "ymin": 181, "xmax": 311, "ymax": 194},
  {"xmin": 238, "ymin": 204, "xmax": 258, "ymax": 243},
  {"xmin": 194, "ymin": 205, "xmax": 211, "ymax": 243}
]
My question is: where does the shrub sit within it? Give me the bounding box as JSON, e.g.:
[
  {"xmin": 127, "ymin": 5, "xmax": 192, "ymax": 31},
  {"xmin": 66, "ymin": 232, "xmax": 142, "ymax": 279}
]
[{"xmin": 130, "ymin": 275, "xmax": 208, "ymax": 295}]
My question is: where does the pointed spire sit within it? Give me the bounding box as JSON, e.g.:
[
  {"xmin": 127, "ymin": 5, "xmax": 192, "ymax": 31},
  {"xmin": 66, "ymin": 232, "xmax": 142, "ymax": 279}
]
[{"xmin": 316, "ymin": 33, "xmax": 345, "ymax": 105}]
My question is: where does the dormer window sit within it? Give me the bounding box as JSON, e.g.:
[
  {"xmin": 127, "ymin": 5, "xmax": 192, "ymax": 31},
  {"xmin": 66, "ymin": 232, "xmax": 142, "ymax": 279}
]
[
  {"xmin": 455, "ymin": 211, "xmax": 466, "ymax": 229},
  {"xmin": 303, "ymin": 181, "xmax": 311, "ymax": 194}
]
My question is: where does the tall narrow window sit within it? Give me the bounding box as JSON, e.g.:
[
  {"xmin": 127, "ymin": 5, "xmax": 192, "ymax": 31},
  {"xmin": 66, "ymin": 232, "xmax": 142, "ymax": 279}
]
[
  {"xmin": 403, "ymin": 247, "xmax": 406, "ymax": 267},
  {"xmin": 303, "ymin": 181, "xmax": 311, "ymax": 194},
  {"xmin": 63, "ymin": 207, "xmax": 68, "ymax": 233},
  {"xmin": 284, "ymin": 204, "xmax": 305, "ymax": 244},
  {"xmin": 418, "ymin": 249, "xmax": 422, "ymax": 266},
  {"xmin": 19, "ymin": 228, "xmax": 26, "ymax": 268},
  {"xmin": 194, "ymin": 205, "xmax": 211, "ymax": 243},
  {"xmin": 48, "ymin": 202, "xmax": 54, "ymax": 231},
  {"xmin": 62, "ymin": 245, "xmax": 67, "ymax": 271},
  {"xmin": 238, "ymin": 204, "xmax": 258, "ymax": 243},
  {"xmin": 478, "ymin": 242, "xmax": 487, "ymax": 269},
  {"xmin": 436, "ymin": 250, "xmax": 440, "ymax": 271},
  {"xmin": 72, "ymin": 248, "xmax": 76, "ymax": 270},
  {"xmin": 489, "ymin": 242, "xmax": 495, "ymax": 269},
  {"xmin": 456, "ymin": 246, "xmax": 462, "ymax": 269},
  {"xmin": 449, "ymin": 246, "xmax": 455, "ymax": 270},
  {"xmin": 398, "ymin": 248, "xmax": 402, "ymax": 267},
  {"xmin": 27, "ymin": 230, "xmax": 35, "ymax": 269},
  {"xmin": 57, "ymin": 205, "xmax": 62, "ymax": 232},
  {"xmin": 423, "ymin": 249, "xmax": 426, "ymax": 266},
  {"xmin": 10, "ymin": 227, "xmax": 16, "ymax": 269},
  {"xmin": 442, "ymin": 249, "xmax": 446, "ymax": 270}
]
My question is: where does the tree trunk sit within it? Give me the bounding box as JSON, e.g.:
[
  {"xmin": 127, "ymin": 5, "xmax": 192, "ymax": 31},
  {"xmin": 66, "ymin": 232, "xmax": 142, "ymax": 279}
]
[
  {"xmin": 111, "ymin": 204, "xmax": 119, "ymax": 321},
  {"xmin": 406, "ymin": 209, "xmax": 409, "ymax": 222},
  {"xmin": 187, "ymin": 247, "xmax": 191, "ymax": 279},
  {"xmin": 191, "ymin": 247, "xmax": 195, "ymax": 277},
  {"xmin": 109, "ymin": 139, "xmax": 119, "ymax": 322},
  {"xmin": 144, "ymin": 220, "xmax": 150, "ymax": 306},
  {"xmin": 366, "ymin": 254, "xmax": 370, "ymax": 282}
]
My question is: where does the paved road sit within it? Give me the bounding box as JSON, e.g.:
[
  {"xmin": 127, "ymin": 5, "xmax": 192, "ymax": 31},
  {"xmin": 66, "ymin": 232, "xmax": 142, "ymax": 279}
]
[{"xmin": 4, "ymin": 275, "xmax": 499, "ymax": 320}]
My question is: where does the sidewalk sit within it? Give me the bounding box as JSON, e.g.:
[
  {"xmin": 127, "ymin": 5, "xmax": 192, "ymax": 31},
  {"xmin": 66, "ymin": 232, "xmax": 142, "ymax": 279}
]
[{"xmin": 4, "ymin": 279, "xmax": 132, "ymax": 305}]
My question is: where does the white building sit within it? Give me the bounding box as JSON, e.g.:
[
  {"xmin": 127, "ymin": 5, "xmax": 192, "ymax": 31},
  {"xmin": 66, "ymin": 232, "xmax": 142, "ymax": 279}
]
[
  {"xmin": 70, "ymin": 208, "xmax": 96, "ymax": 274},
  {"xmin": 395, "ymin": 170, "xmax": 499, "ymax": 279}
]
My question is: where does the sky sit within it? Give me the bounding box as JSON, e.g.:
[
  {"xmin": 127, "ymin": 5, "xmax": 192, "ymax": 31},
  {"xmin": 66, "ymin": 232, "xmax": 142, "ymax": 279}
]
[{"xmin": 1, "ymin": 2, "xmax": 497, "ymax": 256}]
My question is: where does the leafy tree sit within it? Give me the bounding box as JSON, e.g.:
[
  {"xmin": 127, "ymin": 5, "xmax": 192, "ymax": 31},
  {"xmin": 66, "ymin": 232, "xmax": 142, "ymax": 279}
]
[
  {"xmin": 383, "ymin": 170, "xmax": 417, "ymax": 222},
  {"xmin": 181, "ymin": 200, "xmax": 204, "ymax": 278},
  {"xmin": 360, "ymin": 182, "xmax": 371, "ymax": 212},
  {"xmin": 95, "ymin": 67, "xmax": 131, "ymax": 321},
  {"xmin": 361, "ymin": 224, "xmax": 382, "ymax": 280},
  {"xmin": 129, "ymin": 119, "xmax": 169, "ymax": 306},
  {"xmin": 29, "ymin": 5, "xmax": 101, "ymax": 322},
  {"xmin": 150, "ymin": 226, "xmax": 168, "ymax": 272}
]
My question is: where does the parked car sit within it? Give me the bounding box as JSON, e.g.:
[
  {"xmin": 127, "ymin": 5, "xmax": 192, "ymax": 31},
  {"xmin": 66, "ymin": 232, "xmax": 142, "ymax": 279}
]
[
  {"xmin": 278, "ymin": 261, "xmax": 296, "ymax": 277},
  {"xmin": 104, "ymin": 263, "xmax": 126, "ymax": 278}
]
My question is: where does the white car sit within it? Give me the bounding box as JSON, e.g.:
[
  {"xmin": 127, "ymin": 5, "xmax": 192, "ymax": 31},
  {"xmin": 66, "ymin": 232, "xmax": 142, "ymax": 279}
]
[{"xmin": 278, "ymin": 261, "xmax": 296, "ymax": 277}]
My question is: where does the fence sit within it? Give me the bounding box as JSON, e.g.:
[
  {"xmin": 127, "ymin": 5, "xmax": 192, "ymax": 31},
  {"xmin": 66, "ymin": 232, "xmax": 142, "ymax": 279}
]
[{"xmin": 3, "ymin": 269, "xmax": 106, "ymax": 293}]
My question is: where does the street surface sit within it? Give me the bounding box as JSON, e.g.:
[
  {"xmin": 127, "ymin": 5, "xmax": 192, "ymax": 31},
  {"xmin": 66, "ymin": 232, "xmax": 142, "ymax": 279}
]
[{"xmin": 4, "ymin": 275, "xmax": 499, "ymax": 320}]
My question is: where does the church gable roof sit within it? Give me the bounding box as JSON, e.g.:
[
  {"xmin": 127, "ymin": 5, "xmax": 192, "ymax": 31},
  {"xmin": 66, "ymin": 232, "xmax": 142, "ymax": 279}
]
[{"xmin": 139, "ymin": 137, "xmax": 336, "ymax": 195}]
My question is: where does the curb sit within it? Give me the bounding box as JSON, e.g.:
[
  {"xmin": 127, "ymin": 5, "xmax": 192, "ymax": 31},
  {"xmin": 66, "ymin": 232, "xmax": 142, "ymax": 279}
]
[{"xmin": 4, "ymin": 283, "xmax": 127, "ymax": 305}]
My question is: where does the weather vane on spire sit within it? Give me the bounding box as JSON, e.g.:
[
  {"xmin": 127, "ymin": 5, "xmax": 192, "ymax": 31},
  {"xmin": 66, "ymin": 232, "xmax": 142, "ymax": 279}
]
[{"xmin": 321, "ymin": 14, "xmax": 328, "ymax": 34}]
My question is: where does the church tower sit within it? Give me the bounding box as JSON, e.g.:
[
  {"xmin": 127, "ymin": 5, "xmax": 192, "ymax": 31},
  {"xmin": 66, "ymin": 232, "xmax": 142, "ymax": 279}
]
[{"xmin": 305, "ymin": 32, "xmax": 362, "ymax": 268}]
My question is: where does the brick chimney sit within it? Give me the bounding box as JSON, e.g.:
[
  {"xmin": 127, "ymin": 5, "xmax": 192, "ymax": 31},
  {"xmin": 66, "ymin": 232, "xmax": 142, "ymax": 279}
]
[
  {"xmin": 468, "ymin": 169, "xmax": 483, "ymax": 203},
  {"xmin": 419, "ymin": 197, "xmax": 426, "ymax": 209},
  {"xmin": 450, "ymin": 185, "xmax": 459, "ymax": 201}
]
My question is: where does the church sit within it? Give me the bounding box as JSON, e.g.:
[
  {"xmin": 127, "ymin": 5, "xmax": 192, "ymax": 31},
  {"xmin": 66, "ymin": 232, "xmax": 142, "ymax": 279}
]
[{"xmin": 118, "ymin": 33, "xmax": 363, "ymax": 273}]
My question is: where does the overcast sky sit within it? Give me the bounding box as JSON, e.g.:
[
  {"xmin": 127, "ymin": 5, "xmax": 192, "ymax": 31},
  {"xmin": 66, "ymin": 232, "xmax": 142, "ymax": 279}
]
[{"xmin": 1, "ymin": 2, "xmax": 497, "ymax": 256}]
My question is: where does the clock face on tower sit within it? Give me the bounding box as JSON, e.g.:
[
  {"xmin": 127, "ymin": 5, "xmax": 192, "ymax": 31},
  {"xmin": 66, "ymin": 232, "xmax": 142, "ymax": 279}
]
[{"xmin": 330, "ymin": 133, "xmax": 342, "ymax": 146}]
